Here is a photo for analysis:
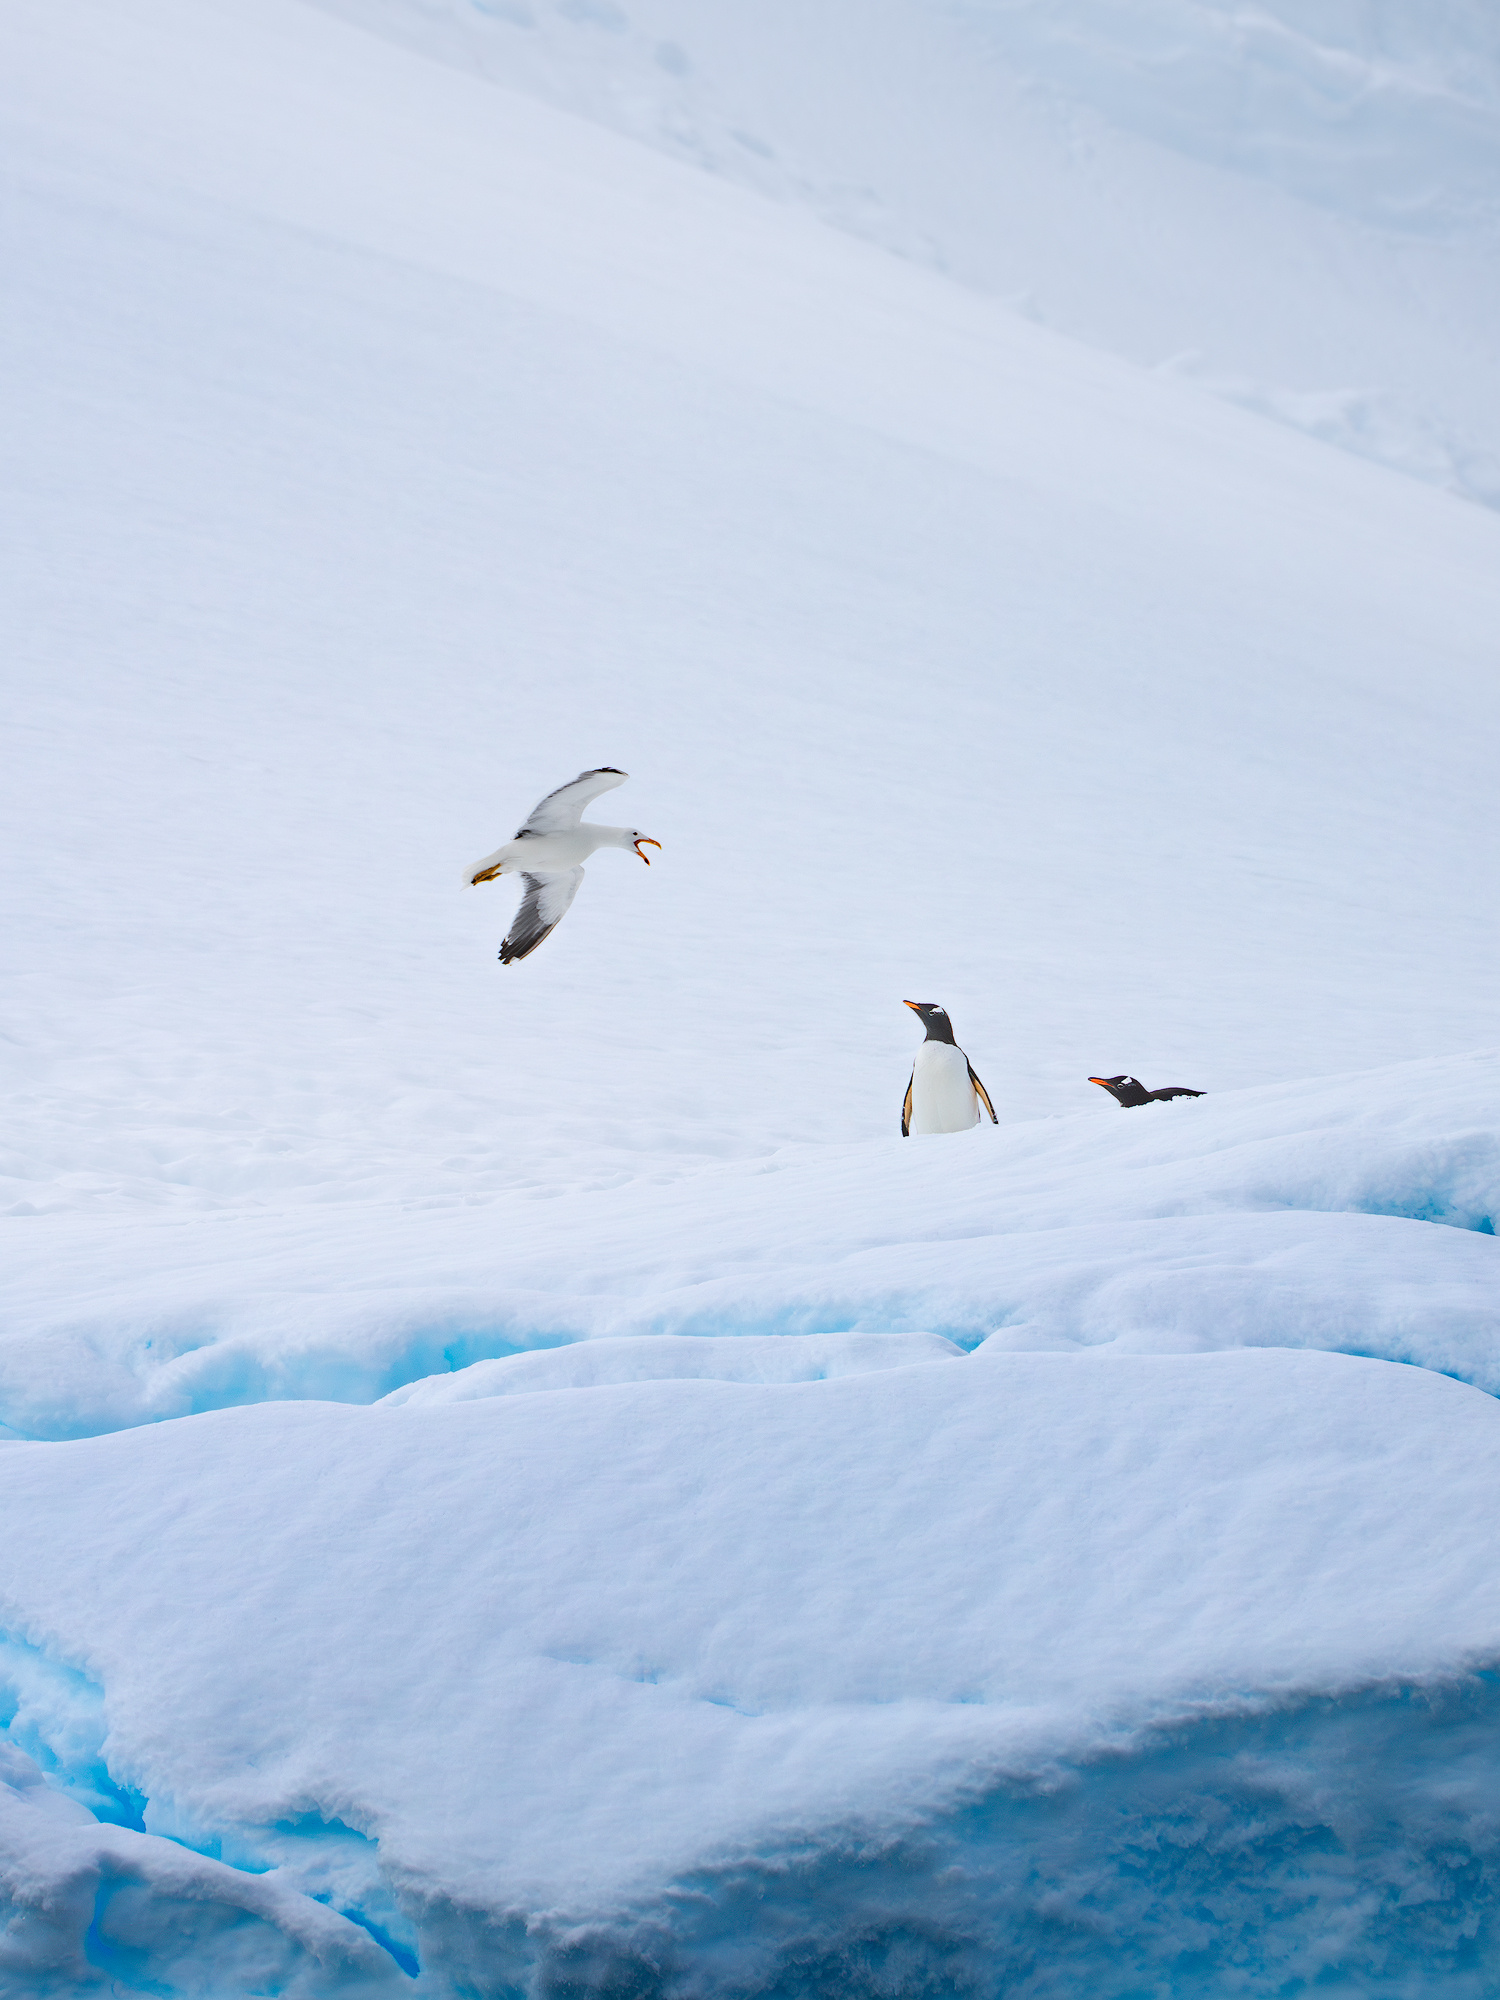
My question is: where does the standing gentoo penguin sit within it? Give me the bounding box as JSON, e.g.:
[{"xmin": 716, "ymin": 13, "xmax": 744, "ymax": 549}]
[
  {"xmin": 1089, "ymin": 1074, "xmax": 1204, "ymax": 1108},
  {"xmin": 901, "ymin": 1002, "xmax": 997, "ymax": 1136},
  {"xmin": 468, "ymin": 767, "xmax": 660, "ymax": 964}
]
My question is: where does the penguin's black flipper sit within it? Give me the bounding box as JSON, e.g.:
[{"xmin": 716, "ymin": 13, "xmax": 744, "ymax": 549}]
[
  {"xmin": 967, "ymin": 1063, "xmax": 998, "ymax": 1124},
  {"xmin": 1145, "ymin": 1086, "xmax": 1204, "ymax": 1102},
  {"xmin": 901, "ymin": 1071, "xmax": 914, "ymax": 1138}
]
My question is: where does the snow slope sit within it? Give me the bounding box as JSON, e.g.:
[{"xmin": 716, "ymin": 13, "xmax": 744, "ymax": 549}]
[
  {"xmin": 4, "ymin": 0, "xmax": 1500, "ymax": 1991},
  {"xmin": 310, "ymin": 0, "xmax": 1500, "ymax": 504},
  {"xmin": 5, "ymin": 0, "xmax": 1499, "ymax": 1216}
]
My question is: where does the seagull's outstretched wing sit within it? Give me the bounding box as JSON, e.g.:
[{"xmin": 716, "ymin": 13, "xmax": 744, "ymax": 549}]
[
  {"xmin": 499, "ymin": 869, "xmax": 585, "ymax": 964},
  {"xmin": 517, "ymin": 768, "xmax": 627, "ymax": 836}
]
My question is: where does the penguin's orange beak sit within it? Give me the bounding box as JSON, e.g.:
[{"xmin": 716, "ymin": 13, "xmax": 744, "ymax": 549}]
[
  {"xmin": 634, "ymin": 838, "xmax": 661, "ymax": 864},
  {"xmin": 903, "ymin": 1000, "xmax": 922, "ymax": 1013},
  {"xmin": 1087, "ymin": 1077, "xmax": 1109, "ymax": 1088}
]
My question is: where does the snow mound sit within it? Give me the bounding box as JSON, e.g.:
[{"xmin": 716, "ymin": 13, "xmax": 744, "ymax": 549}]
[
  {"xmin": 5, "ymin": 1350, "xmax": 1500, "ymax": 1992},
  {"xmin": 382, "ymin": 1329, "xmax": 962, "ymax": 1405},
  {"xmin": 5, "ymin": 1054, "xmax": 1497, "ymax": 1438}
]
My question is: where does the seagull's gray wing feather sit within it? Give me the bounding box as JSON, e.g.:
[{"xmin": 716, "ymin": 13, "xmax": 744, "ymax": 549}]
[
  {"xmin": 517, "ymin": 768, "xmax": 627, "ymax": 836},
  {"xmin": 499, "ymin": 869, "xmax": 585, "ymax": 964}
]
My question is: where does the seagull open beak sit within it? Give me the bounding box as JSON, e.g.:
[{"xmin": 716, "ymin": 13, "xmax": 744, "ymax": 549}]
[{"xmin": 634, "ymin": 838, "xmax": 661, "ymax": 864}]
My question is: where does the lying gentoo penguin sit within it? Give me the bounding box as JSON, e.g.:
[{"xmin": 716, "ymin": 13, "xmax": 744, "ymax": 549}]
[
  {"xmin": 1089, "ymin": 1074, "xmax": 1204, "ymax": 1108},
  {"xmin": 902, "ymin": 1002, "xmax": 997, "ymax": 1136},
  {"xmin": 468, "ymin": 767, "xmax": 660, "ymax": 963}
]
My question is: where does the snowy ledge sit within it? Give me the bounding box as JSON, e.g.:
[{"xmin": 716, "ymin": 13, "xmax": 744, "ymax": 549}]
[
  {"xmin": 5, "ymin": 1344, "xmax": 1500, "ymax": 1993},
  {"xmin": 4, "ymin": 1051, "xmax": 1496, "ymax": 1439}
]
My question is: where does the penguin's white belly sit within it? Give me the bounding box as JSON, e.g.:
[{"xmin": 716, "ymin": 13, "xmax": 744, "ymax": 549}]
[{"xmin": 908, "ymin": 1043, "xmax": 978, "ymax": 1134}]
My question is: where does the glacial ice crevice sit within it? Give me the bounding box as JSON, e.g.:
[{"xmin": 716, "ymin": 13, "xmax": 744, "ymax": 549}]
[{"xmin": 0, "ymin": 1632, "xmax": 418, "ymax": 1994}]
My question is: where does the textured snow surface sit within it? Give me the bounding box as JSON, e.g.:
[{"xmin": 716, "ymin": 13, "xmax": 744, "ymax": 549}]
[
  {"xmin": 5, "ymin": 0, "xmax": 1500, "ymax": 1991},
  {"xmin": 7, "ymin": 1353, "xmax": 1500, "ymax": 1995},
  {"xmin": 5, "ymin": 1051, "xmax": 1500, "ymax": 1439}
]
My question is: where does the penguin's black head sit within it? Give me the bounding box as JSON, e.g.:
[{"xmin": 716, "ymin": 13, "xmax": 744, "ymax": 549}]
[
  {"xmin": 904, "ymin": 1001, "xmax": 957, "ymax": 1044},
  {"xmin": 1089, "ymin": 1074, "xmax": 1151, "ymax": 1108}
]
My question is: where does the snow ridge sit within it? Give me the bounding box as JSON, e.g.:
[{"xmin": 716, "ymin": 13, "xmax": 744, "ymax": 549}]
[{"xmin": 5, "ymin": 1056, "xmax": 1497, "ymax": 1438}]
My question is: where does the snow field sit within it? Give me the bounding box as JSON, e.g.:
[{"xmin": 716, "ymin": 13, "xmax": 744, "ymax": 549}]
[
  {"xmin": 6, "ymin": 0, "xmax": 1500, "ymax": 1240},
  {"xmin": 4, "ymin": 0, "xmax": 1500, "ymax": 1991}
]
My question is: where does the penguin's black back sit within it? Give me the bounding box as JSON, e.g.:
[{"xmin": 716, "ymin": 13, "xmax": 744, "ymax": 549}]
[{"xmin": 1090, "ymin": 1074, "xmax": 1203, "ymax": 1108}]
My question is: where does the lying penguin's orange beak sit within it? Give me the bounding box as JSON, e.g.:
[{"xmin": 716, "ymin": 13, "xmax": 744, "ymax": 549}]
[
  {"xmin": 634, "ymin": 838, "xmax": 661, "ymax": 864},
  {"xmin": 1087, "ymin": 1077, "xmax": 1109, "ymax": 1088}
]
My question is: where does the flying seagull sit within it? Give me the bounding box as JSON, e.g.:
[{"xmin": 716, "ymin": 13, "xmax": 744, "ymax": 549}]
[
  {"xmin": 901, "ymin": 1001, "xmax": 997, "ymax": 1135},
  {"xmin": 1088, "ymin": 1074, "xmax": 1204, "ymax": 1108},
  {"xmin": 468, "ymin": 767, "xmax": 660, "ymax": 964}
]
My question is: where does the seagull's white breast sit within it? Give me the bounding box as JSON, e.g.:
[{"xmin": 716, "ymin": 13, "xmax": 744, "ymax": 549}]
[
  {"xmin": 470, "ymin": 826, "xmax": 616, "ymax": 883},
  {"xmin": 511, "ymin": 827, "xmax": 613, "ymax": 870},
  {"xmin": 908, "ymin": 1043, "xmax": 979, "ymax": 1135}
]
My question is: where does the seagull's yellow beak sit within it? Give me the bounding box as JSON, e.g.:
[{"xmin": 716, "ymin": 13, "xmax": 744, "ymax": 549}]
[{"xmin": 634, "ymin": 838, "xmax": 661, "ymax": 864}]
